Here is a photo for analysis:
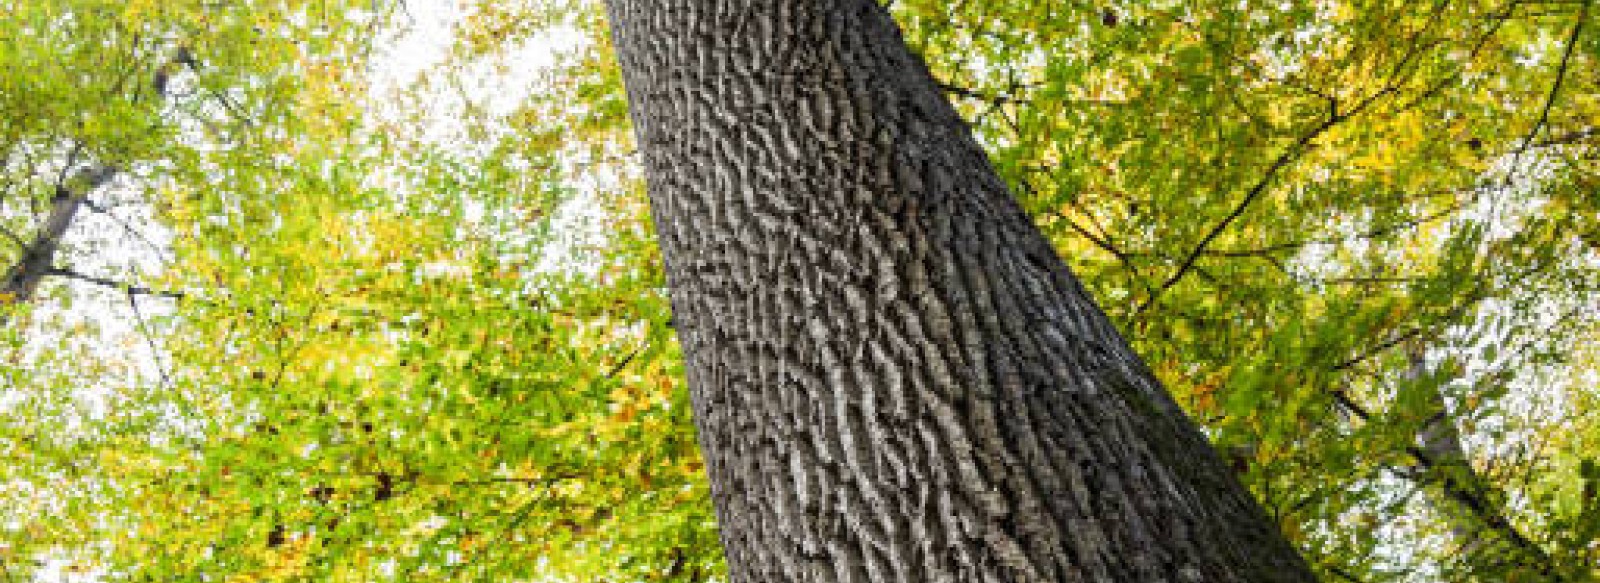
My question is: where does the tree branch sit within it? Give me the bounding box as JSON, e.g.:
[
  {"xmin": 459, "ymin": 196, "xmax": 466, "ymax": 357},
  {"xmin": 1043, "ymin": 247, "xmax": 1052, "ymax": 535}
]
[
  {"xmin": 1513, "ymin": 0, "xmax": 1589, "ymax": 158},
  {"xmin": 1134, "ymin": 115, "xmax": 1339, "ymax": 315},
  {"xmin": 45, "ymin": 266, "xmax": 185, "ymax": 300}
]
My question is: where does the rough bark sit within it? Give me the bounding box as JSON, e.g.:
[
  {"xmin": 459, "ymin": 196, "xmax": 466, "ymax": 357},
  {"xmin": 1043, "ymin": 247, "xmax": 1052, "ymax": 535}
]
[{"xmin": 603, "ymin": 2, "xmax": 1316, "ymax": 581}]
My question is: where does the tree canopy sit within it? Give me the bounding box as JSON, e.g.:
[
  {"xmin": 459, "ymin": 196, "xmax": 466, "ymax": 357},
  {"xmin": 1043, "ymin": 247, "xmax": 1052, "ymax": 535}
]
[{"xmin": 1, "ymin": 0, "xmax": 1595, "ymax": 581}]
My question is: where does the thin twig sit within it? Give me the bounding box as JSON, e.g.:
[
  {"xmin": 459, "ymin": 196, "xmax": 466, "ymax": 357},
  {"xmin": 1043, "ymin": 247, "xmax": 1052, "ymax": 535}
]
[{"xmin": 126, "ymin": 289, "xmax": 176, "ymax": 391}]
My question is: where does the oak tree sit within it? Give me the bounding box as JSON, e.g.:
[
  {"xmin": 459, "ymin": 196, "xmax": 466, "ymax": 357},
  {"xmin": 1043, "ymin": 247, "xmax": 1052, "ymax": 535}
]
[{"xmin": 604, "ymin": 1, "xmax": 1316, "ymax": 580}]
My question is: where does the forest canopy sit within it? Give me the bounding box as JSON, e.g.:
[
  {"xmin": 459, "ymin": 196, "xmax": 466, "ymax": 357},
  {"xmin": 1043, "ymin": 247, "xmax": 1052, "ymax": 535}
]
[{"xmin": 0, "ymin": 0, "xmax": 1596, "ymax": 581}]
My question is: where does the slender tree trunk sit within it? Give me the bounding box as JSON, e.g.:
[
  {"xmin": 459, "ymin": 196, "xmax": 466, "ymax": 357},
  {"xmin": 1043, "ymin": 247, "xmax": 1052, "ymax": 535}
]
[
  {"xmin": 1, "ymin": 165, "xmax": 116, "ymax": 304},
  {"xmin": 603, "ymin": 2, "xmax": 1315, "ymax": 580},
  {"xmin": 2, "ymin": 47, "xmax": 189, "ymax": 317},
  {"xmin": 1406, "ymin": 349, "xmax": 1558, "ymax": 580}
]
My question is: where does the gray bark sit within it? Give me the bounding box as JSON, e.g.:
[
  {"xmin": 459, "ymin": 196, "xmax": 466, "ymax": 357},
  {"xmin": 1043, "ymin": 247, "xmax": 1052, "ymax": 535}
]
[
  {"xmin": 603, "ymin": 1, "xmax": 1316, "ymax": 581},
  {"xmin": 1406, "ymin": 349, "xmax": 1558, "ymax": 580},
  {"xmin": 2, "ymin": 46, "xmax": 191, "ymax": 317},
  {"xmin": 1, "ymin": 165, "xmax": 117, "ymax": 304}
]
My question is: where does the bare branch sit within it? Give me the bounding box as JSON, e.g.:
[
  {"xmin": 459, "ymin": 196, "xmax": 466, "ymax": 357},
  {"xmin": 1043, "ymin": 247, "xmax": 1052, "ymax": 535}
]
[{"xmin": 45, "ymin": 266, "xmax": 185, "ymax": 300}]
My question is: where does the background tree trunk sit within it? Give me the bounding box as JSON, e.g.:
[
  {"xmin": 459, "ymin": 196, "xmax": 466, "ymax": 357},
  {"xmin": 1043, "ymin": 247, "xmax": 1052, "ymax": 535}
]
[
  {"xmin": 1405, "ymin": 348, "xmax": 1558, "ymax": 580},
  {"xmin": 603, "ymin": 1, "xmax": 1316, "ymax": 580},
  {"xmin": 1, "ymin": 164, "xmax": 116, "ymax": 305}
]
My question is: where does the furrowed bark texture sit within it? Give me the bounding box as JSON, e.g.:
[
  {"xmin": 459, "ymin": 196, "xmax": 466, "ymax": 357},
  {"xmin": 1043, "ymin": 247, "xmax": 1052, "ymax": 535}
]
[{"xmin": 604, "ymin": 2, "xmax": 1316, "ymax": 581}]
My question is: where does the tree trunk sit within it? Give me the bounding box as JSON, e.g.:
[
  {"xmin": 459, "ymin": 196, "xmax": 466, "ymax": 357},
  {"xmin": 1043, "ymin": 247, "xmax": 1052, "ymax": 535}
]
[
  {"xmin": 1406, "ymin": 348, "xmax": 1558, "ymax": 580},
  {"xmin": 1, "ymin": 165, "xmax": 116, "ymax": 305},
  {"xmin": 3, "ymin": 47, "xmax": 189, "ymax": 317},
  {"xmin": 603, "ymin": 1, "xmax": 1316, "ymax": 580}
]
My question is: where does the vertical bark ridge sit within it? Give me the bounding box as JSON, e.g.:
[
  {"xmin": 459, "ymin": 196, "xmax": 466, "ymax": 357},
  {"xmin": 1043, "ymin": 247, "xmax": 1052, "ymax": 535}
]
[{"xmin": 603, "ymin": 1, "xmax": 1317, "ymax": 581}]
